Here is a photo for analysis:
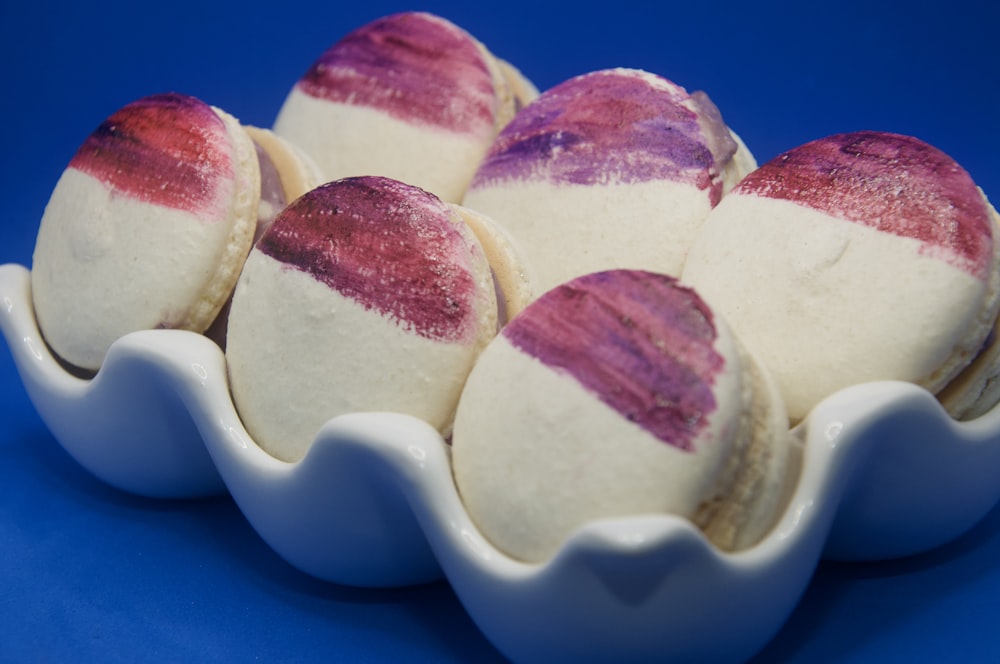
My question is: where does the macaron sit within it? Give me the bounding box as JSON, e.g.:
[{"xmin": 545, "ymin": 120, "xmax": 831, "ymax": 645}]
[
  {"xmin": 31, "ymin": 92, "xmax": 321, "ymax": 372},
  {"xmin": 225, "ymin": 176, "xmax": 499, "ymax": 462},
  {"xmin": 272, "ymin": 11, "xmax": 537, "ymax": 204},
  {"xmin": 682, "ymin": 130, "xmax": 1000, "ymax": 421},
  {"xmin": 461, "ymin": 68, "xmax": 757, "ymax": 296},
  {"xmin": 451, "ymin": 269, "xmax": 791, "ymax": 562}
]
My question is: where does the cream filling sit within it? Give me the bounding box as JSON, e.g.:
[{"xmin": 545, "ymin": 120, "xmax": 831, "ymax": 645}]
[
  {"xmin": 449, "ymin": 203, "xmax": 537, "ymax": 324},
  {"xmin": 937, "ymin": 195, "xmax": 1000, "ymax": 419},
  {"xmin": 938, "ymin": 309, "xmax": 1000, "ymax": 419},
  {"xmin": 698, "ymin": 342, "xmax": 790, "ymax": 550},
  {"xmin": 202, "ymin": 137, "xmax": 292, "ymax": 348}
]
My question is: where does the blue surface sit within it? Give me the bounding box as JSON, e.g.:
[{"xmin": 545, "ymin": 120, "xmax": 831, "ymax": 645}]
[{"xmin": 2, "ymin": 1, "xmax": 999, "ymax": 661}]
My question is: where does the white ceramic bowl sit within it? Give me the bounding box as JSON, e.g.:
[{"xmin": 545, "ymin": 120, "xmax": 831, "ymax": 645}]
[{"xmin": 3, "ymin": 261, "xmax": 1000, "ymax": 662}]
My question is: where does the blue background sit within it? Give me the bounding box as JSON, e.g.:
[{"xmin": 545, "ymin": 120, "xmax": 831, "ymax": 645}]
[{"xmin": 2, "ymin": 1, "xmax": 999, "ymax": 661}]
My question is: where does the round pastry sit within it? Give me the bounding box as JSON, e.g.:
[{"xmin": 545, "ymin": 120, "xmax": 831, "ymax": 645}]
[
  {"xmin": 30, "ymin": 92, "xmax": 321, "ymax": 372},
  {"xmin": 225, "ymin": 176, "xmax": 499, "ymax": 462},
  {"xmin": 462, "ymin": 67, "xmax": 756, "ymax": 296},
  {"xmin": 451, "ymin": 270, "xmax": 791, "ymax": 562},
  {"xmin": 682, "ymin": 130, "xmax": 1000, "ymax": 421},
  {"xmin": 272, "ymin": 11, "xmax": 537, "ymax": 204}
]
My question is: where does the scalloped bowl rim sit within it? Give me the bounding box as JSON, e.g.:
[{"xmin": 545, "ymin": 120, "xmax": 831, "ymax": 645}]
[{"xmin": 3, "ymin": 262, "xmax": 1000, "ymax": 663}]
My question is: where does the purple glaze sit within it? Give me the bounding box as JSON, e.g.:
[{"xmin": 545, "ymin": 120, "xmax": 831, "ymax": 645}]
[
  {"xmin": 69, "ymin": 93, "xmax": 234, "ymax": 219},
  {"xmin": 296, "ymin": 12, "xmax": 496, "ymax": 135},
  {"xmin": 737, "ymin": 131, "xmax": 994, "ymax": 278},
  {"xmin": 256, "ymin": 176, "xmax": 480, "ymax": 343},
  {"xmin": 504, "ymin": 270, "xmax": 724, "ymax": 452},
  {"xmin": 470, "ymin": 69, "xmax": 736, "ymax": 202}
]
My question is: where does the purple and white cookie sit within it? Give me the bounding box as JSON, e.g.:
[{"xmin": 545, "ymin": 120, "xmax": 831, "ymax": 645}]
[
  {"xmin": 30, "ymin": 93, "xmax": 317, "ymax": 371},
  {"xmin": 225, "ymin": 176, "xmax": 499, "ymax": 462},
  {"xmin": 452, "ymin": 270, "xmax": 791, "ymax": 562},
  {"xmin": 461, "ymin": 68, "xmax": 756, "ymax": 296},
  {"xmin": 682, "ymin": 131, "xmax": 1000, "ymax": 421},
  {"xmin": 272, "ymin": 12, "xmax": 537, "ymax": 204}
]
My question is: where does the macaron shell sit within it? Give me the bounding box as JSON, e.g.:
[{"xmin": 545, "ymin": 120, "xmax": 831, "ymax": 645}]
[
  {"xmin": 276, "ymin": 93, "xmax": 494, "ymax": 203},
  {"xmin": 254, "ymin": 177, "xmax": 493, "ymax": 344},
  {"xmin": 498, "ymin": 271, "xmax": 730, "ymax": 451},
  {"xmin": 462, "ymin": 68, "xmax": 749, "ymax": 293},
  {"xmin": 469, "ymin": 176, "xmax": 720, "ymax": 294},
  {"xmin": 30, "ymin": 94, "xmax": 258, "ymax": 371},
  {"xmin": 682, "ymin": 191, "xmax": 1000, "ymax": 422},
  {"xmin": 734, "ymin": 131, "xmax": 996, "ymax": 279},
  {"xmin": 225, "ymin": 176, "xmax": 497, "ymax": 462},
  {"xmin": 64, "ymin": 93, "xmax": 239, "ymax": 217},
  {"xmin": 272, "ymin": 12, "xmax": 510, "ymax": 203},
  {"xmin": 227, "ymin": 250, "xmax": 491, "ymax": 462},
  {"xmin": 290, "ymin": 12, "xmax": 498, "ymax": 134},
  {"xmin": 452, "ymin": 270, "xmax": 788, "ymax": 561},
  {"xmin": 469, "ymin": 68, "xmax": 737, "ymax": 191}
]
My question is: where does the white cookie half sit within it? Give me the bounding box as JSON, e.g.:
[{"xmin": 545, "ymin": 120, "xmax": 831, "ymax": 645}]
[
  {"xmin": 31, "ymin": 93, "xmax": 259, "ymax": 371},
  {"xmin": 453, "ymin": 270, "xmax": 790, "ymax": 562},
  {"xmin": 226, "ymin": 176, "xmax": 498, "ymax": 462}
]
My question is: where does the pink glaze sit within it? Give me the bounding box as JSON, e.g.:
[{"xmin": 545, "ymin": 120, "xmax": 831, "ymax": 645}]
[
  {"xmin": 296, "ymin": 12, "xmax": 496, "ymax": 135},
  {"xmin": 68, "ymin": 93, "xmax": 235, "ymax": 220},
  {"xmin": 256, "ymin": 176, "xmax": 480, "ymax": 343},
  {"xmin": 503, "ymin": 270, "xmax": 724, "ymax": 452},
  {"xmin": 736, "ymin": 131, "xmax": 994, "ymax": 278}
]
